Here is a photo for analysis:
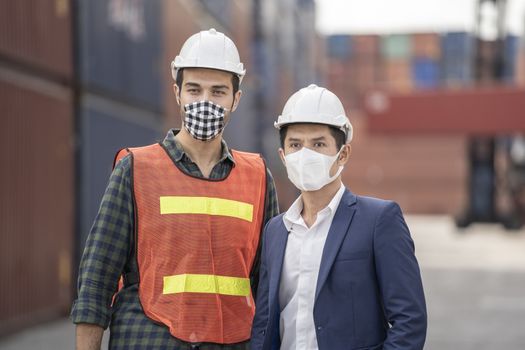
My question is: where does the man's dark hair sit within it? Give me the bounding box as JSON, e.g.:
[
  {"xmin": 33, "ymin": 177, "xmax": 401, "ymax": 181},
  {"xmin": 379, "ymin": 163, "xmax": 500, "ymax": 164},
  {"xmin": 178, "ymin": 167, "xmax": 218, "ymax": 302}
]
[
  {"xmin": 175, "ymin": 68, "xmax": 240, "ymax": 96},
  {"xmin": 279, "ymin": 124, "xmax": 346, "ymax": 150}
]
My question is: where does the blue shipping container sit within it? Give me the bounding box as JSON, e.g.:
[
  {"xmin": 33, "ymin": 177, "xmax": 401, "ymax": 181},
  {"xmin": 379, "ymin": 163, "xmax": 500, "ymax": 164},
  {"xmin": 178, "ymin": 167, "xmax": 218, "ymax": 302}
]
[
  {"xmin": 412, "ymin": 58, "xmax": 440, "ymax": 88},
  {"xmin": 441, "ymin": 32, "xmax": 474, "ymax": 84},
  {"xmin": 79, "ymin": 94, "xmax": 163, "ymax": 250},
  {"xmin": 503, "ymin": 35, "xmax": 519, "ymax": 82},
  {"xmin": 327, "ymin": 35, "xmax": 352, "ymax": 59},
  {"xmin": 78, "ymin": 0, "xmax": 163, "ymax": 112},
  {"xmin": 441, "ymin": 32, "xmax": 474, "ymax": 56}
]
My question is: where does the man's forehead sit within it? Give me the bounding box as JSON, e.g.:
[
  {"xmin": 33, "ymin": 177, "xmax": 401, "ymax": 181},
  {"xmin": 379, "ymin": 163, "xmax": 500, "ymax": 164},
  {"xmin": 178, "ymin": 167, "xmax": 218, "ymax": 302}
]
[
  {"xmin": 285, "ymin": 123, "xmax": 331, "ymax": 138},
  {"xmin": 183, "ymin": 67, "xmax": 232, "ymax": 87}
]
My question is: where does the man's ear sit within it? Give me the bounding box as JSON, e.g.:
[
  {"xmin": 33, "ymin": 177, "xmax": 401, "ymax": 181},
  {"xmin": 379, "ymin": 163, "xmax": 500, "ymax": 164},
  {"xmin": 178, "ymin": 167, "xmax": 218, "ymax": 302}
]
[
  {"xmin": 231, "ymin": 90, "xmax": 242, "ymax": 112},
  {"xmin": 338, "ymin": 144, "xmax": 351, "ymax": 165},
  {"xmin": 173, "ymin": 84, "xmax": 181, "ymax": 105},
  {"xmin": 278, "ymin": 148, "xmax": 286, "ymax": 166}
]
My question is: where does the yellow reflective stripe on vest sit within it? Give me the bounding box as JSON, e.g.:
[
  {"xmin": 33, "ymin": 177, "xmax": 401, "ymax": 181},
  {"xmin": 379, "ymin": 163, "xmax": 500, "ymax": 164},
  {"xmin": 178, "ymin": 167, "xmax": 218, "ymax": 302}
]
[
  {"xmin": 163, "ymin": 274, "xmax": 251, "ymax": 296},
  {"xmin": 159, "ymin": 196, "xmax": 254, "ymax": 222}
]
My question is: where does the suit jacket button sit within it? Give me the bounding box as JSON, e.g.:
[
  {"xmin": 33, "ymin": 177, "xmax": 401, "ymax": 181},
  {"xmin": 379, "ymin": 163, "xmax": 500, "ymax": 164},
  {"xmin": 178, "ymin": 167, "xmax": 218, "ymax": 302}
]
[
  {"xmin": 317, "ymin": 326, "xmax": 323, "ymax": 331},
  {"xmin": 261, "ymin": 330, "xmax": 266, "ymax": 335}
]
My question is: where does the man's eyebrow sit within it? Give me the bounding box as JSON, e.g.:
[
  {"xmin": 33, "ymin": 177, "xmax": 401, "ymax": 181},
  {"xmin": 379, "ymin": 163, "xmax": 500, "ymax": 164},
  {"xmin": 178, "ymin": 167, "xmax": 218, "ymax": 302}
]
[
  {"xmin": 211, "ymin": 84, "xmax": 230, "ymax": 90},
  {"xmin": 184, "ymin": 82, "xmax": 200, "ymax": 88},
  {"xmin": 311, "ymin": 136, "xmax": 327, "ymax": 141},
  {"xmin": 287, "ymin": 137, "xmax": 302, "ymax": 142}
]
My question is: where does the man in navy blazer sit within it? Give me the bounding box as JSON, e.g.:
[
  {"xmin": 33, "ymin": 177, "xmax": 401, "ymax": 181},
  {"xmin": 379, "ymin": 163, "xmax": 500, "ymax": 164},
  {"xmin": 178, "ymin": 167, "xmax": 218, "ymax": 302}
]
[{"xmin": 251, "ymin": 85, "xmax": 427, "ymax": 350}]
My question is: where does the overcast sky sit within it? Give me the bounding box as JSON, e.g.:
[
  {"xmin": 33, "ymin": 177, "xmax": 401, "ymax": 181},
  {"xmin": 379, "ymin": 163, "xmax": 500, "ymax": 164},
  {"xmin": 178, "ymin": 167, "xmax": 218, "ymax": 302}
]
[{"xmin": 315, "ymin": 0, "xmax": 525, "ymax": 36}]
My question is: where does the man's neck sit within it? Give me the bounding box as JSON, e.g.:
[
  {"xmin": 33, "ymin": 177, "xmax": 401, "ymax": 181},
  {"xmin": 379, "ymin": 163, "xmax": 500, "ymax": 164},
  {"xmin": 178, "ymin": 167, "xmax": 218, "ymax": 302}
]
[
  {"xmin": 175, "ymin": 129, "xmax": 224, "ymax": 178},
  {"xmin": 300, "ymin": 179, "xmax": 342, "ymax": 227}
]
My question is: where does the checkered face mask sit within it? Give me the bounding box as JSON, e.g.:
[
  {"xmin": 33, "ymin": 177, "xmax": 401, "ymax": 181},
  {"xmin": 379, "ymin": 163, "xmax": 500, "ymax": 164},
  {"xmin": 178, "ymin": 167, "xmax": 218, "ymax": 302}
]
[{"xmin": 183, "ymin": 100, "xmax": 227, "ymax": 141}]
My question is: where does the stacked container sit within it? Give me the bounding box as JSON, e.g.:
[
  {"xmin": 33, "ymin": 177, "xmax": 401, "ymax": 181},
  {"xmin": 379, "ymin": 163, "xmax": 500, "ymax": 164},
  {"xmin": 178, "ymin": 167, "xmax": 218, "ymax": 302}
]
[
  {"xmin": 76, "ymin": 0, "xmax": 165, "ymax": 257},
  {"xmin": 518, "ymin": 36, "xmax": 525, "ymax": 86},
  {"xmin": 441, "ymin": 32, "xmax": 474, "ymax": 87},
  {"xmin": 411, "ymin": 33, "xmax": 441, "ymax": 89},
  {"xmin": 0, "ymin": 0, "xmax": 74, "ymax": 336},
  {"xmin": 381, "ymin": 34, "xmax": 413, "ymax": 92}
]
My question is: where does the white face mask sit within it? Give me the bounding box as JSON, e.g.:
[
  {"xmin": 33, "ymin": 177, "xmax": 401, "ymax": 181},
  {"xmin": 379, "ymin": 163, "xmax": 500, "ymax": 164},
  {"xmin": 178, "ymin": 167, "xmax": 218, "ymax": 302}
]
[{"xmin": 284, "ymin": 147, "xmax": 344, "ymax": 192}]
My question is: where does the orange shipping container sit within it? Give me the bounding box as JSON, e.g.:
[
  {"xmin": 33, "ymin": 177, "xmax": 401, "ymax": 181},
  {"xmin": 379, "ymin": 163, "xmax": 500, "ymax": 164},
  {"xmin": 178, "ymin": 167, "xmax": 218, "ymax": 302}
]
[
  {"xmin": 383, "ymin": 59, "xmax": 413, "ymax": 92},
  {"xmin": 412, "ymin": 33, "xmax": 441, "ymax": 59}
]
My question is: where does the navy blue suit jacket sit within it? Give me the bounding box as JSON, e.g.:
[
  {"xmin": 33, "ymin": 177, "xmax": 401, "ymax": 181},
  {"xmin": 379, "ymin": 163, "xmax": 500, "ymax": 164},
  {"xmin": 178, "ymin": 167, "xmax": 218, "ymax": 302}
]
[{"xmin": 250, "ymin": 189, "xmax": 427, "ymax": 350}]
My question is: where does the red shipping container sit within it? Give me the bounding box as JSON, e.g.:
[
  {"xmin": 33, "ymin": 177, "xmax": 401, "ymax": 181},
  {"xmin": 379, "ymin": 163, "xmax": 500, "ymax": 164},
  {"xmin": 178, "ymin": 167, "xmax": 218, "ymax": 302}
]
[{"xmin": 0, "ymin": 66, "xmax": 74, "ymax": 335}]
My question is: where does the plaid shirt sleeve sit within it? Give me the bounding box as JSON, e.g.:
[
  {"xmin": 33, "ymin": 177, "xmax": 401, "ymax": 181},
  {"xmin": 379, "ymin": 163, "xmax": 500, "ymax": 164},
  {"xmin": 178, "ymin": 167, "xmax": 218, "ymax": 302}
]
[{"xmin": 70, "ymin": 154, "xmax": 133, "ymax": 328}]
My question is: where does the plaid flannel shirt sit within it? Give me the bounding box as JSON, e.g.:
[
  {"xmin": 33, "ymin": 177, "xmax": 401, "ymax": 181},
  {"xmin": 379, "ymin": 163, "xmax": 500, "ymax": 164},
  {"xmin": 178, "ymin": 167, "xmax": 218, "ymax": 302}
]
[{"xmin": 71, "ymin": 129, "xmax": 279, "ymax": 349}]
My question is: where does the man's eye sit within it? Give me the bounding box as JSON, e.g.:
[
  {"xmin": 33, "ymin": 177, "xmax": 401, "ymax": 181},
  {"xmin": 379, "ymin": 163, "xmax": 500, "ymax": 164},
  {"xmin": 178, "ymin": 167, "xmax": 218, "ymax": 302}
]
[{"xmin": 314, "ymin": 142, "xmax": 325, "ymax": 147}]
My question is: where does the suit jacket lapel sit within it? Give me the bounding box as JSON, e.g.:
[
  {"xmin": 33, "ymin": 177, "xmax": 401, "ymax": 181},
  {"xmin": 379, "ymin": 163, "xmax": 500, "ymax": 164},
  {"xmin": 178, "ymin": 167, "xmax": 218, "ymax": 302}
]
[
  {"xmin": 315, "ymin": 189, "xmax": 357, "ymax": 301},
  {"xmin": 268, "ymin": 217, "xmax": 289, "ymax": 315}
]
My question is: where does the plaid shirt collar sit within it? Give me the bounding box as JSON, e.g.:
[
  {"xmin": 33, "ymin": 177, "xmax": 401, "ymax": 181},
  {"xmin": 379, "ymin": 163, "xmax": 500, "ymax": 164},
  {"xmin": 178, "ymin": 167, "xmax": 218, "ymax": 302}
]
[{"xmin": 162, "ymin": 129, "xmax": 236, "ymax": 165}]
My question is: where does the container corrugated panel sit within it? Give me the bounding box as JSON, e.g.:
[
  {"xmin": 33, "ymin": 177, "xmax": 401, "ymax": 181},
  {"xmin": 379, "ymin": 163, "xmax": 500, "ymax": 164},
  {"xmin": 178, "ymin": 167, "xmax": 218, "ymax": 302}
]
[
  {"xmin": 351, "ymin": 58, "xmax": 381, "ymax": 91},
  {"xmin": 327, "ymin": 35, "xmax": 352, "ymax": 59},
  {"xmin": 198, "ymin": 0, "xmax": 231, "ymax": 29},
  {"xmin": 383, "ymin": 59, "xmax": 413, "ymax": 92},
  {"xmin": 293, "ymin": 0, "xmax": 317, "ymax": 89},
  {"xmin": 352, "ymin": 35, "xmax": 380, "ymax": 57},
  {"xmin": 517, "ymin": 49, "xmax": 525, "ymax": 86},
  {"xmin": 0, "ymin": 0, "xmax": 73, "ymax": 79},
  {"xmin": 503, "ymin": 35, "xmax": 519, "ymax": 82},
  {"xmin": 412, "ymin": 33, "xmax": 441, "ymax": 59},
  {"xmin": 78, "ymin": 0, "xmax": 163, "ymax": 112},
  {"xmin": 0, "ymin": 66, "xmax": 74, "ymax": 335},
  {"xmin": 381, "ymin": 34, "xmax": 412, "ymax": 59},
  {"xmin": 441, "ymin": 32, "xmax": 474, "ymax": 85},
  {"xmin": 79, "ymin": 94, "xmax": 163, "ymax": 250},
  {"xmin": 441, "ymin": 32, "xmax": 474, "ymax": 56},
  {"xmin": 412, "ymin": 57, "xmax": 440, "ymax": 88},
  {"xmin": 343, "ymin": 114, "xmax": 467, "ymax": 215}
]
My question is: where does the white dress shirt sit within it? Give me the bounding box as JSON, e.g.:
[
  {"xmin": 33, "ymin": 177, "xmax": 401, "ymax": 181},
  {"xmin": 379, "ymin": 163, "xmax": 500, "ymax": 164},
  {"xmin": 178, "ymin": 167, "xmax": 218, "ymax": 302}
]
[{"xmin": 279, "ymin": 184, "xmax": 346, "ymax": 350}]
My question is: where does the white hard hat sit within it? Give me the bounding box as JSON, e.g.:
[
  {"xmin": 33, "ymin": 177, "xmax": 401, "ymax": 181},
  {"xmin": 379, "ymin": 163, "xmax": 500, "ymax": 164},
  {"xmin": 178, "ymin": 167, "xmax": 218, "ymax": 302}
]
[
  {"xmin": 275, "ymin": 84, "xmax": 353, "ymax": 143},
  {"xmin": 171, "ymin": 28, "xmax": 246, "ymax": 83}
]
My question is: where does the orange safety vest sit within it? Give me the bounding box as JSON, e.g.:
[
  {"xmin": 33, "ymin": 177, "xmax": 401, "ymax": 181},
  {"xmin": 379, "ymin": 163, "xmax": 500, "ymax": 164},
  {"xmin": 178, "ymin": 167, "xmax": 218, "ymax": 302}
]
[{"xmin": 115, "ymin": 143, "xmax": 266, "ymax": 344}]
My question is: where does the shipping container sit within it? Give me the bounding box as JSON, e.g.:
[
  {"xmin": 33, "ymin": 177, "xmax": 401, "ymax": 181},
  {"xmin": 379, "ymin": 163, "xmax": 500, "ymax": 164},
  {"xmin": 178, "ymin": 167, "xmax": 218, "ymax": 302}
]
[
  {"xmin": 412, "ymin": 57, "xmax": 440, "ymax": 88},
  {"xmin": 0, "ymin": 66, "xmax": 74, "ymax": 335},
  {"xmin": 518, "ymin": 47, "xmax": 525, "ymax": 86},
  {"xmin": 383, "ymin": 59, "xmax": 413, "ymax": 92},
  {"xmin": 343, "ymin": 114, "xmax": 467, "ymax": 215},
  {"xmin": 162, "ymin": 0, "xmax": 199, "ymax": 132},
  {"xmin": 412, "ymin": 33, "xmax": 441, "ymax": 59},
  {"xmin": 381, "ymin": 34, "xmax": 412, "ymax": 59},
  {"xmin": 441, "ymin": 32, "xmax": 474, "ymax": 85},
  {"xmin": 441, "ymin": 32, "xmax": 474, "ymax": 55},
  {"xmin": 351, "ymin": 35, "xmax": 380, "ymax": 57},
  {"xmin": 0, "ymin": 0, "xmax": 73, "ymax": 80},
  {"xmin": 198, "ymin": 0, "xmax": 231, "ymax": 29},
  {"xmin": 78, "ymin": 94, "xmax": 163, "ymax": 251},
  {"xmin": 293, "ymin": 0, "xmax": 317, "ymax": 88},
  {"xmin": 327, "ymin": 35, "xmax": 352, "ymax": 59},
  {"xmin": 78, "ymin": 0, "xmax": 164, "ymax": 112},
  {"xmin": 503, "ymin": 35, "xmax": 519, "ymax": 83},
  {"xmin": 354, "ymin": 57, "xmax": 381, "ymax": 85}
]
